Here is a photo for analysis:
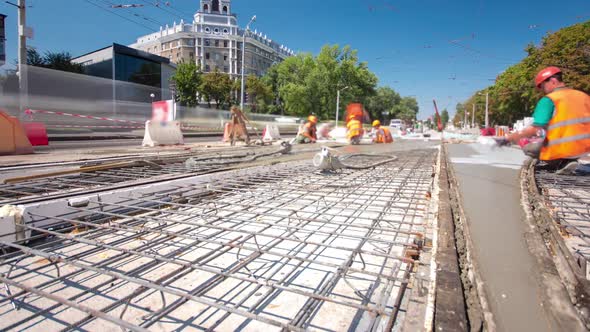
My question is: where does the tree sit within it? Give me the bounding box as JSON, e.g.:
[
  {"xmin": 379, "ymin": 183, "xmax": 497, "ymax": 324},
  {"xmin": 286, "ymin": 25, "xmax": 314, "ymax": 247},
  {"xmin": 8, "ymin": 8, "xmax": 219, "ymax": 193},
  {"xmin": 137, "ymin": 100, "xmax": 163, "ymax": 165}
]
[
  {"xmin": 199, "ymin": 70, "xmax": 233, "ymax": 109},
  {"xmin": 365, "ymin": 86, "xmax": 401, "ymax": 122},
  {"xmin": 264, "ymin": 45, "xmax": 378, "ymax": 119},
  {"xmin": 170, "ymin": 61, "xmax": 202, "ymax": 107},
  {"xmin": 462, "ymin": 20, "xmax": 590, "ymax": 126},
  {"xmin": 246, "ymin": 74, "xmax": 273, "ymax": 112},
  {"xmin": 24, "ymin": 48, "xmax": 83, "ymax": 73},
  {"xmin": 391, "ymin": 96, "xmax": 419, "ymax": 123},
  {"xmin": 441, "ymin": 109, "xmax": 450, "ymax": 128}
]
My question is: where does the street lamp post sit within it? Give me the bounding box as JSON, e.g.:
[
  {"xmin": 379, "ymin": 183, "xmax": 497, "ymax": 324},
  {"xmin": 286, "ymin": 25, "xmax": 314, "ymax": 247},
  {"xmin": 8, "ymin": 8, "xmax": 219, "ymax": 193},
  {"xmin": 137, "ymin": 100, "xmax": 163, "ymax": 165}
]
[
  {"xmin": 335, "ymin": 86, "xmax": 349, "ymax": 127},
  {"xmin": 240, "ymin": 15, "xmax": 256, "ymax": 111},
  {"xmin": 472, "ymin": 103, "xmax": 475, "ymax": 128},
  {"xmin": 477, "ymin": 91, "xmax": 490, "ymax": 128}
]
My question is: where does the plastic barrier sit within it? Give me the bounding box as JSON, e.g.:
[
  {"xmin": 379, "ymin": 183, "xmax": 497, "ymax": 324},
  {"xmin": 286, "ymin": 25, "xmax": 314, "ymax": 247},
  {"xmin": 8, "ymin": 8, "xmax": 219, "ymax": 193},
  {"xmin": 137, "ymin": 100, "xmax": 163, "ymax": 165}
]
[
  {"xmin": 142, "ymin": 120, "xmax": 184, "ymax": 147},
  {"xmin": 262, "ymin": 124, "xmax": 281, "ymax": 141},
  {"xmin": 0, "ymin": 111, "xmax": 34, "ymax": 155},
  {"xmin": 23, "ymin": 122, "xmax": 49, "ymax": 146}
]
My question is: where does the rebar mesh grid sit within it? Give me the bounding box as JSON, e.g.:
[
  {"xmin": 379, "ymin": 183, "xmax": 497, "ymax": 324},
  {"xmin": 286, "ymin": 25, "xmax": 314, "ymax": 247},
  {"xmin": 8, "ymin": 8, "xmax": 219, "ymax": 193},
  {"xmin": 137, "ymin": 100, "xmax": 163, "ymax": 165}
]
[
  {"xmin": 535, "ymin": 170, "xmax": 590, "ymax": 267},
  {"xmin": 0, "ymin": 149, "xmax": 436, "ymax": 331},
  {"xmin": 0, "ymin": 146, "xmax": 289, "ymax": 205}
]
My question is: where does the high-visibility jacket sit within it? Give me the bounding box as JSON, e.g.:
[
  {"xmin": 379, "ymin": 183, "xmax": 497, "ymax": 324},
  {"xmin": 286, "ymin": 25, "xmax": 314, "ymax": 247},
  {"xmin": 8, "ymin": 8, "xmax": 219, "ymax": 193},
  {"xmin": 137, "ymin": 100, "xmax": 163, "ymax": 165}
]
[
  {"xmin": 298, "ymin": 122, "xmax": 317, "ymax": 140},
  {"xmin": 540, "ymin": 88, "xmax": 590, "ymax": 161},
  {"xmin": 347, "ymin": 119, "xmax": 363, "ymax": 140},
  {"xmin": 374, "ymin": 127, "xmax": 394, "ymax": 143}
]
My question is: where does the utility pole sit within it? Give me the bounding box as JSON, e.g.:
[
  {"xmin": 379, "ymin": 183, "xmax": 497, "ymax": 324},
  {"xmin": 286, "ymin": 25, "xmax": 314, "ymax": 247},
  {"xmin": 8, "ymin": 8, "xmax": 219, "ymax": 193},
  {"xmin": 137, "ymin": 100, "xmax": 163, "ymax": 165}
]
[
  {"xmin": 335, "ymin": 86, "xmax": 349, "ymax": 127},
  {"xmin": 463, "ymin": 108, "xmax": 468, "ymax": 129},
  {"xmin": 472, "ymin": 103, "xmax": 475, "ymax": 128},
  {"xmin": 240, "ymin": 15, "xmax": 256, "ymax": 111},
  {"xmin": 485, "ymin": 91, "xmax": 489, "ymax": 128},
  {"xmin": 11, "ymin": 0, "xmax": 27, "ymax": 115}
]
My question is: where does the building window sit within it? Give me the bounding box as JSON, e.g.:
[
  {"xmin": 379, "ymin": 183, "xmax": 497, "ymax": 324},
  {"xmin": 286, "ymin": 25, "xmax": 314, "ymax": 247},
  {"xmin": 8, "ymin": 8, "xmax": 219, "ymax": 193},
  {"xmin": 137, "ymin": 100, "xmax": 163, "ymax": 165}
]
[
  {"xmin": 223, "ymin": 40, "xmax": 228, "ymax": 48},
  {"xmin": 223, "ymin": 54, "xmax": 228, "ymax": 61},
  {"xmin": 214, "ymin": 28, "xmax": 219, "ymax": 34},
  {"xmin": 223, "ymin": 28, "xmax": 229, "ymax": 35},
  {"xmin": 203, "ymin": 4, "xmax": 209, "ymax": 11},
  {"xmin": 189, "ymin": 52, "xmax": 194, "ymax": 57},
  {"xmin": 205, "ymin": 64, "xmax": 210, "ymax": 72},
  {"xmin": 223, "ymin": 66, "xmax": 228, "ymax": 73},
  {"xmin": 205, "ymin": 27, "xmax": 210, "ymax": 34},
  {"xmin": 205, "ymin": 39, "xmax": 210, "ymax": 46},
  {"xmin": 212, "ymin": 0, "xmax": 220, "ymax": 12},
  {"xmin": 222, "ymin": 5, "xmax": 228, "ymax": 14},
  {"xmin": 214, "ymin": 39, "xmax": 219, "ymax": 47},
  {"xmin": 205, "ymin": 52, "xmax": 210, "ymax": 60}
]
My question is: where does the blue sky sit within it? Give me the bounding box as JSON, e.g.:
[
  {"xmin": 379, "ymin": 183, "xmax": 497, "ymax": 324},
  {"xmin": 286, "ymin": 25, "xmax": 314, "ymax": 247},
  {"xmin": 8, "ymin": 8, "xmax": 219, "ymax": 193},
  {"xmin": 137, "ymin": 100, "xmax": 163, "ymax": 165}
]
[{"xmin": 1, "ymin": 0, "xmax": 588, "ymax": 119}]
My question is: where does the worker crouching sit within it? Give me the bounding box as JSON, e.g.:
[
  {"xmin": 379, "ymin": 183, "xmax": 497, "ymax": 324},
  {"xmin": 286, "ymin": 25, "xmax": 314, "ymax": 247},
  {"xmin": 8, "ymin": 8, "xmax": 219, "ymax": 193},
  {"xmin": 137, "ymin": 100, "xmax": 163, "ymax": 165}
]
[
  {"xmin": 371, "ymin": 120, "xmax": 393, "ymax": 143},
  {"xmin": 295, "ymin": 115, "xmax": 318, "ymax": 144}
]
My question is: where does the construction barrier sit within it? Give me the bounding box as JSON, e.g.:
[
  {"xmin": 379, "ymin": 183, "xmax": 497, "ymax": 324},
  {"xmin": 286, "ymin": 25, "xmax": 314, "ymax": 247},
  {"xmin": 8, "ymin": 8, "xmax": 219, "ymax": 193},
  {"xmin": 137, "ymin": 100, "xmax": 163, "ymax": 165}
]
[
  {"xmin": 262, "ymin": 124, "xmax": 281, "ymax": 141},
  {"xmin": 142, "ymin": 120, "xmax": 184, "ymax": 147},
  {"xmin": 0, "ymin": 111, "xmax": 34, "ymax": 155},
  {"xmin": 496, "ymin": 126, "xmax": 509, "ymax": 137},
  {"xmin": 22, "ymin": 122, "xmax": 49, "ymax": 146}
]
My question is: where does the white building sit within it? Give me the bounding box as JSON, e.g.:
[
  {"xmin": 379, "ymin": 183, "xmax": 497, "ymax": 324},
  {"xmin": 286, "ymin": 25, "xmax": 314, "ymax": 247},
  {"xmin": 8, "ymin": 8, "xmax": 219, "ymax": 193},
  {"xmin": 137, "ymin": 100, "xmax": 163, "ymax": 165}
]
[{"xmin": 129, "ymin": 0, "xmax": 294, "ymax": 77}]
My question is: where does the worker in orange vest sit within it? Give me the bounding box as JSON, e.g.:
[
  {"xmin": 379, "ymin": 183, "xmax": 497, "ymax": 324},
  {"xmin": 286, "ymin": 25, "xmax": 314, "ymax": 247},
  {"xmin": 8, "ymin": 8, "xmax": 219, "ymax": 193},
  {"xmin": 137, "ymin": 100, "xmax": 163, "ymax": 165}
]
[
  {"xmin": 295, "ymin": 115, "xmax": 318, "ymax": 143},
  {"xmin": 372, "ymin": 120, "xmax": 394, "ymax": 143},
  {"xmin": 506, "ymin": 67, "xmax": 590, "ymax": 175},
  {"xmin": 346, "ymin": 114, "xmax": 363, "ymax": 144}
]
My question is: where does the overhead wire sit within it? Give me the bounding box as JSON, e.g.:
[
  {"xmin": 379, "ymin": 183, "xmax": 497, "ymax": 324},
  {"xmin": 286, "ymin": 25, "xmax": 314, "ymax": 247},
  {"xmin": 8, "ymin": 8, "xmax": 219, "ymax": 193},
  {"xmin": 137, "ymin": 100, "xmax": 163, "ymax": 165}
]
[
  {"xmin": 99, "ymin": 0, "xmax": 165, "ymax": 26},
  {"xmin": 82, "ymin": 0, "xmax": 157, "ymax": 31}
]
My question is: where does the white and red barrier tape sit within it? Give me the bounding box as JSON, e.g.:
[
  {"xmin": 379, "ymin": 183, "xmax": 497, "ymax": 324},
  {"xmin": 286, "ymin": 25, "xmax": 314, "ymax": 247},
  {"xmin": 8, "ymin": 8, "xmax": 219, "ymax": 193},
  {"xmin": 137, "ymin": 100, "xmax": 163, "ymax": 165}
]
[
  {"xmin": 25, "ymin": 109, "xmax": 220, "ymax": 131},
  {"xmin": 25, "ymin": 109, "xmax": 144, "ymax": 125}
]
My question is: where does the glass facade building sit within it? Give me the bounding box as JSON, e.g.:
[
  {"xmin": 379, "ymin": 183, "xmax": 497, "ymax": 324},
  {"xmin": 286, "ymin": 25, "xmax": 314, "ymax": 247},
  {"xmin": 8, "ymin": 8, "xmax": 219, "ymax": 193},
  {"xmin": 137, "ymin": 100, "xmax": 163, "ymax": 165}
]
[{"xmin": 73, "ymin": 43, "xmax": 175, "ymax": 102}]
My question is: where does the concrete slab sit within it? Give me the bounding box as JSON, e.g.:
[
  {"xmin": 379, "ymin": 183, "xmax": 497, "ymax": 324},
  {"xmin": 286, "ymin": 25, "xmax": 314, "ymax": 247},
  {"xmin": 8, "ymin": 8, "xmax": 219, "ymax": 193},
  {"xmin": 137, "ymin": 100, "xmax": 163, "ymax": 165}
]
[{"xmin": 447, "ymin": 143, "xmax": 556, "ymax": 332}]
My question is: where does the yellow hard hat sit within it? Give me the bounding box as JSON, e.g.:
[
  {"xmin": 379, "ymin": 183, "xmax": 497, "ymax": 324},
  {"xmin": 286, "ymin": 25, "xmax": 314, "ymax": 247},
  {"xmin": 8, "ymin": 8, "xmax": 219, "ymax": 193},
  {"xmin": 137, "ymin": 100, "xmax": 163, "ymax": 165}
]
[
  {"xmin": 372, "ymin": 120, "xmax": 381, "ymax": 127},
  {"xmin": 308, "ymin": 115, "xmax": 318, "ymax": 124}
]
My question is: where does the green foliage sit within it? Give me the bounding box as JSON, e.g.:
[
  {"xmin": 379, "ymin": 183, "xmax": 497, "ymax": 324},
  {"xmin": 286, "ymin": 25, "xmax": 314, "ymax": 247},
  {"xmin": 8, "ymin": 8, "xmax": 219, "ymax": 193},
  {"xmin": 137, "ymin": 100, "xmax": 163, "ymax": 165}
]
[
  {"xmin": 263, "ymin": 45, "xmax": 379, "ymax": 119},
  {"xmin": 246, "ymin": 74, "xmax": 273, "ymax": 113},
  {"xmin": 25, "ymin": 49, "xmax": 83, "ymax": 73},
  {"xmin": 365, "ymin": 87, "xmax": 401, "ymax": 121},
  {"xmin": 170, "ymin": 61, "xmax": 202, "ymax": 107},
  {"xmin": 199, "ymin": 70, "xmax": 233, "ymax": 109},
  {"xmin": 463, "ymin": 20, "xmax": 590, "ymax": 126},
  {"xmin": 393, "ymin": 96, "xmax": 419, "ymax": 122},
  {"xmin": 441, "ymin": 109, "xmax": 449, "ymax": 127}
]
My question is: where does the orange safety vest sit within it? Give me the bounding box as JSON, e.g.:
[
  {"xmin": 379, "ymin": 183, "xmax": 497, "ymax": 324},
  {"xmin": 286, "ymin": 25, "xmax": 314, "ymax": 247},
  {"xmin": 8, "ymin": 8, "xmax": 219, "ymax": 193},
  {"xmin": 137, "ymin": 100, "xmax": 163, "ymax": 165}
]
[
  {"xmin": 540, "ymin": 88, "xmax": 590, "ymax": 161},
  {"xmin": 375, "ymin": 127, "xmax": 394, "ymax": 143},
  {"xmin": 347, "ymin": 119, "xmax": 363, "ymax": 139}
]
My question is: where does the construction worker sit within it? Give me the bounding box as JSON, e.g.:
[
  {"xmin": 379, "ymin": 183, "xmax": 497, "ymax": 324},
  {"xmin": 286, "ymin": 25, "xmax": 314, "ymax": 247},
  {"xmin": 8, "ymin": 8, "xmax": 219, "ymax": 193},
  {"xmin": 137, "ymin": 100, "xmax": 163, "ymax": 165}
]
[
  {"xmin": 371, "ymin": 120, "xmax": 393, "ymax": 143},
  {"xmin": 506, "ymin": 66, "xmax": 590, "ymax": 175},
  {"xmin": 295, "ymin": 115, "xmax": 318, "ymax": 143},
  {"xmin": 346, "ymin": 114, "xmax": 363, "ymax": 145}
]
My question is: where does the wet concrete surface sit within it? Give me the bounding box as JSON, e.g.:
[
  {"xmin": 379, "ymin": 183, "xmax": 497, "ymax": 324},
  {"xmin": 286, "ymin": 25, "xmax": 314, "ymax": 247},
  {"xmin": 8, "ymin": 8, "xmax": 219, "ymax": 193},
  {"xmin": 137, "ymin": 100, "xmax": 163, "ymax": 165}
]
[{"xmin": 448, "ymin": 143, "xmax": 556, "ymax": 332}]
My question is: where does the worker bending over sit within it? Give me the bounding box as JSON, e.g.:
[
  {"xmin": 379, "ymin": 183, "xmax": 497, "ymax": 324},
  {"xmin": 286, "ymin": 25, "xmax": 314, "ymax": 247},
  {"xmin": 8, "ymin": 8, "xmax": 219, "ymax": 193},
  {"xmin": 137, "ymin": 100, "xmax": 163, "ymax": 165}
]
[
  {"xmin": 371, "ymin": 120, "xmax": 393, "ymax": 143},
  {"xmin": 295, "ymin": 115, "xmax": 318, "ymax": 144},
  {"xmin": 506, "ymin": 66, "xmax": 590, "ymax": 175}
]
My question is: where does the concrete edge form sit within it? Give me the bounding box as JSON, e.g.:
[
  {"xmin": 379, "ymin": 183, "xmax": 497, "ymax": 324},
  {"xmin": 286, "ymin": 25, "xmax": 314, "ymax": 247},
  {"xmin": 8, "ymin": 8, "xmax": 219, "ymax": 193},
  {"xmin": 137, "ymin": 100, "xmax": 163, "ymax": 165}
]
[
  {"xmin": 401, "ymin": 146, "xmax": 441, "ymax": 331},
  {"xmin": 521, "ymin": 159, "xmax": 590, "ymax": 330},
  {"xmin": 442, "ymin": 144, "xmax": 496, "ymax": 331}
]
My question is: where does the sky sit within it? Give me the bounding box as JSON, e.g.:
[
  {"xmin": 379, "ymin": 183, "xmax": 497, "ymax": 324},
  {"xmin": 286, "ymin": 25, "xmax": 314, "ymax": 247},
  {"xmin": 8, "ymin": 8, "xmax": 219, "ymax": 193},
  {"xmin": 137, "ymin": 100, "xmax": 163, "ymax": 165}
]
[{"xmin": 1, "ymin": 0, "xmax": 589, "ymax": 119}]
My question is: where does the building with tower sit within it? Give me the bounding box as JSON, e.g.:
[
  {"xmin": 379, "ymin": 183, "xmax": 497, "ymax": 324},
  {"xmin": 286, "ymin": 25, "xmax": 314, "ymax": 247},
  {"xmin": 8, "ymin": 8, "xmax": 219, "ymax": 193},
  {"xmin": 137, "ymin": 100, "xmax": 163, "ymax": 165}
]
[{"xmin": 129, "ymin": 0, "xmax": 294, "ymax": 77}]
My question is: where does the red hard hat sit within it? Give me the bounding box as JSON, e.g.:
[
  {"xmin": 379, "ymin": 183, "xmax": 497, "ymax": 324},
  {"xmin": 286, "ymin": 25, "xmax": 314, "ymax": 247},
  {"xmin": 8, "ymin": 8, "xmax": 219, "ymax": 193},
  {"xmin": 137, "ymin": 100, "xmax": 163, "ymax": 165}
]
[{"xmin": 535, "ymin": 66, "xmax": 561, "ymax": 87}]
